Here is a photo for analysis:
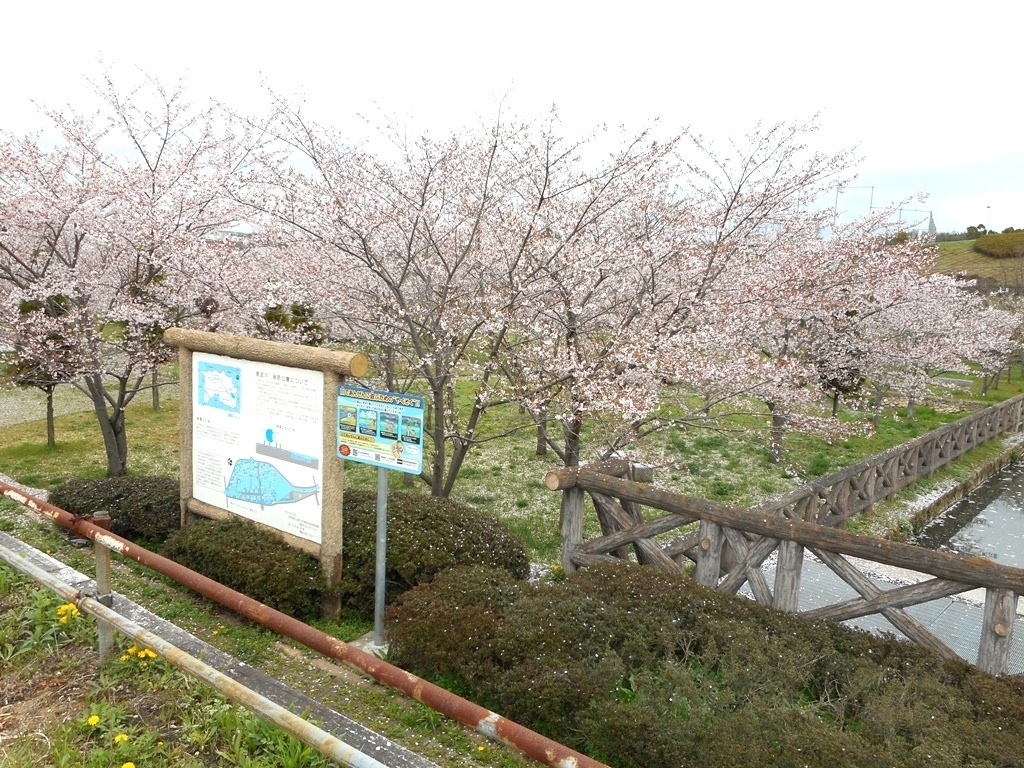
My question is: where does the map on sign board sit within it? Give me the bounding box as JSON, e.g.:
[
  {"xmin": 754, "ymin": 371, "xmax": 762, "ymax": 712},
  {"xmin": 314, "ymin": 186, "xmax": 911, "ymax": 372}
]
[
  {"xmin": 197, "ymin": 361, "xmax": 241, "ymax": 413},
  {"xmin": 192, "ymin": 352, "xmax": 325, "ymax": 543},
  {"xmin": 337, "ymin": 385, "xmax": 424, "ymax": 475}
]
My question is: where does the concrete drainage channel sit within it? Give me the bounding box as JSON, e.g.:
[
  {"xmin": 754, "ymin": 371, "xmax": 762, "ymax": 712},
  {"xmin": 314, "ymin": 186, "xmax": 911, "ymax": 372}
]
[{"xmin": 0, "ymin": 531, "xmax": 437, "ymax": 768}]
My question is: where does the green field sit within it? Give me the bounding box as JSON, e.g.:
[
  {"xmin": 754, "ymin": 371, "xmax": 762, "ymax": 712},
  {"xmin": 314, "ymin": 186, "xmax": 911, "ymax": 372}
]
[{"xmin": 935, "ymin": 239, "xmax": 1024, "ymax": 284}]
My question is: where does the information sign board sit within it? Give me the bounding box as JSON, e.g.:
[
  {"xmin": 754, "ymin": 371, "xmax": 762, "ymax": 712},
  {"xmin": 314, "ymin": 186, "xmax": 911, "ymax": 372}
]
[
  {"xmin": 336, "ymin": 385, "xmax": 424, "ymax": 475},
  {"xmin": 192, "ymin": 352, "xmax": 325, "ymax": 543}
]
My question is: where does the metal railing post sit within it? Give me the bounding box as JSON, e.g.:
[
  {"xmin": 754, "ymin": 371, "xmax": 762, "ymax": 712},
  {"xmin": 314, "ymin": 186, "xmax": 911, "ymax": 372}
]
[{"xmin": 92, "ymin": 511, "xmax": 114, "ymax": 662}]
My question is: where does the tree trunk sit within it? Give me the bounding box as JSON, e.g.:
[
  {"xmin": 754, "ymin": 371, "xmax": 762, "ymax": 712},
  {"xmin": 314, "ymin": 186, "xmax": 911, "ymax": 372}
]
[
  {"xmin": 96, "ymin": 405, "xmax": 128, "ymax": 477},
  {"xmin": 535, "ymin": 411, "xmax": 548, "ymax": 456},
  {"xmin": 562, "ymin": 415, "xmax": 583, "ymax": 468},
  {"xmin": 872, "ymin": 386, "xmax": 886, "ymax": 426},
  {"xmin": 84, "ymin": 374, "xmax": 129, "ymax": 477},
  {"xmin": 906, "ymin": 396, "xmax": 916, "ymax": 421},
  {"xmin": 831, "ymin": 393, "xmax": 840, "ymax": 418},
  {"xmin": 45, "ymin": 386, "xmax": 56, "ymax": 448},
  {"xmin": 767, "ymin": 405, "xmax": 787, "ymax": 465},
  {"xmin": 428, "ymin": 382, "xmax": 446, "ymax": 497},
  {"xmin": 151, "ymin": 368, "xmax": 160, "ymax": 410}
]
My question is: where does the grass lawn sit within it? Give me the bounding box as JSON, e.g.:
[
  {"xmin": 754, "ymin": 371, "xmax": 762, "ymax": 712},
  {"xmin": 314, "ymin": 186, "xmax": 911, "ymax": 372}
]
[
  {"xmin": 3, "ymin": 368, "xmax": 1023, "ymax": 563},
  {"xmin": 935, "ymin": 239, "xmax": 1024, "ymax": 284}
]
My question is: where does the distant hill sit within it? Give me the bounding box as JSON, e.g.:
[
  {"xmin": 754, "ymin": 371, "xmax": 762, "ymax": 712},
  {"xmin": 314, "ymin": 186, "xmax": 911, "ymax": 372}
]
[{"xmin": 934, "ymin": 239, "xmax": 1024, "ymax": 292}]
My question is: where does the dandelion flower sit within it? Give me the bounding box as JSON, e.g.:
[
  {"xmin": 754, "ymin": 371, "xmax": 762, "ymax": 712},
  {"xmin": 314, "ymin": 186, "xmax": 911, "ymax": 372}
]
[
  {"xmin": 122, "ymin": 763, "xmax": 136, "ymax": 768},
  {"xmin": 114, "ymin": 733, "xmax": 129, "ymax": 744},
  {"xmin": 87, "ymin": 715, "xmax": 100, "ymax": 727}
]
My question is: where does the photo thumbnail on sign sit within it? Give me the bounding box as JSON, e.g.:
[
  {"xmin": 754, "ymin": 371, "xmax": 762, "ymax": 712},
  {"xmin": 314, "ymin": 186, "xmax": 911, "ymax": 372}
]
[{"xmin": 336, "ymin": 385, "xmax": 424, "ymax": 475}]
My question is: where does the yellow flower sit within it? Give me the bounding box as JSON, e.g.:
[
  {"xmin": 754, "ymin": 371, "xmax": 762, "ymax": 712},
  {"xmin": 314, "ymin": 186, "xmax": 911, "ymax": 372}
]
[
  {"xmin": 127, "ymin": 646, "xmax": 137, "ymax": 654},
  {"xmin": 122, "ymin": 763, "xmax": 136, "ymax": 768},
  {"xmin": 120, "ymin": 654, "xmax": 129, "ymax": 661},
  {"xmin": 87, "ymin": 715, "xmax": 100, "ymax": 727},
  {"xmin": 477, "ymin": 745, "xmax": 486, "ymax": 752},
  {"xmin": 113, "ymin": 733, "xmax": 129, "ymax": 744}
]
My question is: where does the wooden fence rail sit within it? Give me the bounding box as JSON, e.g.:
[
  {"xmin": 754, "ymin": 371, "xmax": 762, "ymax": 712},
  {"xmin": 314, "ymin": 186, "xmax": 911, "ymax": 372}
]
[
  {"xmin": 757, "ymin": 393, "xmax": 1024, "ymax": 526},
  {"xmin": 548, "ymin": 394, "xmax": 1024, "ymax": 676}
]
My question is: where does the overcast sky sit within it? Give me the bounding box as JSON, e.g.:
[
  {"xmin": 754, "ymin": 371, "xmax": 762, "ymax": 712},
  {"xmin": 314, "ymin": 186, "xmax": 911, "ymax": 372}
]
[{"xmin": 5, "ymin": 0, "xmax": 1020, "ymax": 233}]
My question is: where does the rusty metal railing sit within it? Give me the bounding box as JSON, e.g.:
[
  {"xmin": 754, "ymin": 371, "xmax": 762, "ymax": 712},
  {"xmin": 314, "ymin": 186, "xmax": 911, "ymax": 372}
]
[
  {"xmin": 0, "ymin": 478, "xmax": 609, "ymax": 768},
  {"xmin": 0, "ymin": 538, "xmax": 389, "ymax": 768}
]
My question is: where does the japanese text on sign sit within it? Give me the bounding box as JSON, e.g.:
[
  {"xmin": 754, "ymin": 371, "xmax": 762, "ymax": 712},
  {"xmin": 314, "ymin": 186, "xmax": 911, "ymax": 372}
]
[{"xmin": 337, "ymin": 385, "xmax": 424, "ymax": 475}]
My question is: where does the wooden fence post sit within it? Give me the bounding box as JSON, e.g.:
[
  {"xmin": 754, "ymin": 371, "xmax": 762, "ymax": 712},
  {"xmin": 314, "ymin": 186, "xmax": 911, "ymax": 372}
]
[
  {"xmin": 978, "ymin": 587, "xmax": 1017, "ymax": 676},
  {"xmin": 773, "ymin": 540, "xmax": 804, "ymax": 613},
  {"xmin": 694, "ymin": 520, "xmax": 724, "ymax": 587},
  {"xmin": 560, "ymin": 487, "xmax": 584, "ymax": 573}
]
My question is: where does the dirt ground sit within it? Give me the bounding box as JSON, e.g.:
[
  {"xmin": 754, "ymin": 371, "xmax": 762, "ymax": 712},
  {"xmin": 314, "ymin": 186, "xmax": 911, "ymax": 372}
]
[{"xmin": 0, "ymin": 644, "xmax": 96, "ymax": 750}]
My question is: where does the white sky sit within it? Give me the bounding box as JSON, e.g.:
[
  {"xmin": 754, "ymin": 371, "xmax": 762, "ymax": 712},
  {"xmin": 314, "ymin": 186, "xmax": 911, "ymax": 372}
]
[{"xmin": 5, "ymin": 0, "xmax": 1021, "ymax": 232}]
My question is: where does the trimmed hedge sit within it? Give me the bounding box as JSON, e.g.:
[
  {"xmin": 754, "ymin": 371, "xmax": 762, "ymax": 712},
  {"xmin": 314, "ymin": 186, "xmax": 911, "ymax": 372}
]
[
  {"xmin": 336, "ymin": 489, "xmax": 529, "ymax": 617},
  {"xmin": 161, "ymin": 490, "xmax": 528, "ymax": 621},
  {"xmin": 49, "ymin": 476, "xmax": 181, "ymax": 546},
  {"xmin": 162, "ymin": 516, "xmax": 327, "ymax": 621},
  {"xmin": 386, "ymin": 563, "xmax": 1024, "ymax": 768},
  {"xmin": 973, "ymin": 231, "xmax": 1024, "ymax": 259}
]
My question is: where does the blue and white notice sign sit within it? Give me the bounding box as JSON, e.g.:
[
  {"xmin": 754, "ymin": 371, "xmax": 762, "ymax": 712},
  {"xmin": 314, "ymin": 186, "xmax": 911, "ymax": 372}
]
[{"xmin": 336, "ymin": 385, "xmax": 424, "ymax": 475}]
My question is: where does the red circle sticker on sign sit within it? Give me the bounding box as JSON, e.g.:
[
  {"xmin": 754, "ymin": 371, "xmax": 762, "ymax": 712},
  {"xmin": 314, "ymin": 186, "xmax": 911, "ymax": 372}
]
[{"xmin": 339, "ymin": 444, "xmax": 351, "ymax": 457}]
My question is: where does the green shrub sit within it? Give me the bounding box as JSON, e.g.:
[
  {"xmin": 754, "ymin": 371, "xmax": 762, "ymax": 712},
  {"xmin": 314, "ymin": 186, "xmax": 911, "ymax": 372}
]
[
  {"xmin": 386, "ymin": 563, "xmax": 1024, "ymax": 768},
  {"xmin": 379, "ymin": 564, "xmax": 523, "ymax": 683},
  {"xmin": 162, "ymin": 517, "xmax": 326, "ymax": 620},
  {"xmin": 973, "ymin": 230, "xmax": 1024, "ymax": 259},
  {"xmin": 336, "ymin": 490, "xmax": 529, "ymax": 618},
  {"xmin": 49, "ymin": 476, "xmax": 180, "ymax": 546},
  {"xmin": 159, "ymin": 490, "xmax": 528, "ymax": 622}
]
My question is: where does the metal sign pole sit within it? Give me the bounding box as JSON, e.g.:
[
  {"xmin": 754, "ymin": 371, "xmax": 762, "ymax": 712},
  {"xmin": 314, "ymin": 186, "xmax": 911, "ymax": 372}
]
[
  {"xmin": 373, "ymin": 466, "xmax": 388, "ymax": 647},
  {"xmin": 335, "ymin": 385, "xmax": 423, "ymax": 649}
]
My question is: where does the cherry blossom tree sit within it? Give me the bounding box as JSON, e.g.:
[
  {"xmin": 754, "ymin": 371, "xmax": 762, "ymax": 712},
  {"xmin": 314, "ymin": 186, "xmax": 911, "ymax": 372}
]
[
  {"xmin": 503, "ymin": 119, "xmax": 860, "ymax": 468},
  {"xmin": 0, "ymin": 71, "xmax": 255, "ymax": 475},
  {"xmin": 237, "ymin": 103, "xmax": 564, "ymax": 496},
  {"xmin": 3, "ymin": 297, "xmax": 86, "ymax": 446},
  {"xmin": 246, "ymin": 109, "xmax": 945, "ymax": 483},
  {"xmin": 967, "ymin": 303, "xmax": 1022, "ymax": 395}
]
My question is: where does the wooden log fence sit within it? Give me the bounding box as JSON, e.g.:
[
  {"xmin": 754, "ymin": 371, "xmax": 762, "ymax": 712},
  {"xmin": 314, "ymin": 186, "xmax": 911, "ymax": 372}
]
[
  {"xmin": 755, "ymin": 393, "xmax": 1024, "ymax": 526},
  {"xmin": 546, "ymin": 394, "xmax": 1024, "ymax": 676}
]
